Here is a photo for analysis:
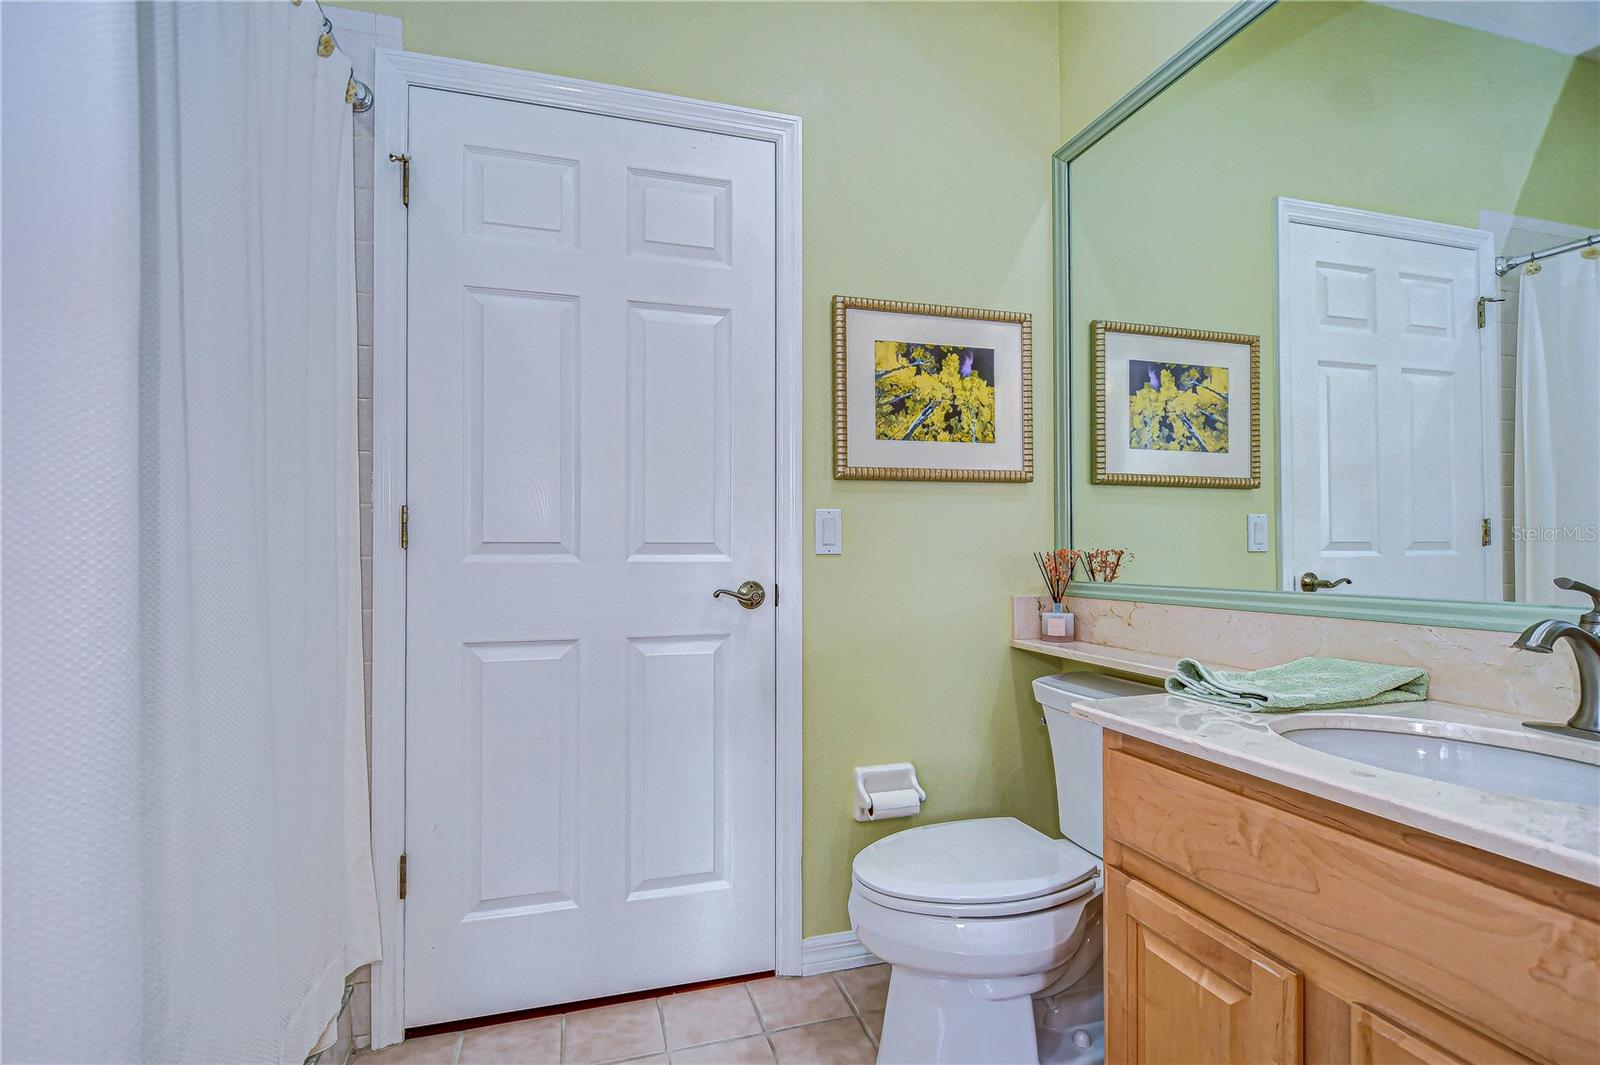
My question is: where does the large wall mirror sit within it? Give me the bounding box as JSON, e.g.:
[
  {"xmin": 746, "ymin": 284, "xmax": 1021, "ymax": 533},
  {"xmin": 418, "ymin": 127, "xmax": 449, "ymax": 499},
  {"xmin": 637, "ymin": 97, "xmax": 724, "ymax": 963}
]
[{"xmin": 1058, "ymin": 0, "xmax": 1599, "ymax": 628}]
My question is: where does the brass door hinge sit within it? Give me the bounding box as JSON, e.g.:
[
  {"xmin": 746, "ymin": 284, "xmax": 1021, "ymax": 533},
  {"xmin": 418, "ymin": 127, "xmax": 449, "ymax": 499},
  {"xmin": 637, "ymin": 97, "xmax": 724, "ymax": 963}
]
[
  {"xmin": 388, "ymin": 153, "xmax": 410, "ymax": 207},
  {"xmin": 1482, "ymin": 517, "xmax": 1492, "ymax": 547},
  {"xmin": 399, "ymin": 504, "xmax": 409, "ymax": 549},
  {"xmin": 398, "ymin": 853, "xmax": 407, "ymax": 900},
  {"xmin": 1477, "ymin": 296, "xmax": 1504, "ymax": 329}
]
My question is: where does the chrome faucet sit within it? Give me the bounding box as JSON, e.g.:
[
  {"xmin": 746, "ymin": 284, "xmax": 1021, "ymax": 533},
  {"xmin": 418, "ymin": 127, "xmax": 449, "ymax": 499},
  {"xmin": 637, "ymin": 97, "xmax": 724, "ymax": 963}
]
[{"xmin": 1514, "ymin": 577, "xmax": 1600, "ymax": 740}]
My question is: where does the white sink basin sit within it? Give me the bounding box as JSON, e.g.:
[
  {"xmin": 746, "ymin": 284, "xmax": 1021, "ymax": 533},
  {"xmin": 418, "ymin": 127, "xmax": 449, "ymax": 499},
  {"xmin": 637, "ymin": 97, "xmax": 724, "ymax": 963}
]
[{"xmin": 1271, "ymin": 715, "xmax": 1600, "ymax": 808}]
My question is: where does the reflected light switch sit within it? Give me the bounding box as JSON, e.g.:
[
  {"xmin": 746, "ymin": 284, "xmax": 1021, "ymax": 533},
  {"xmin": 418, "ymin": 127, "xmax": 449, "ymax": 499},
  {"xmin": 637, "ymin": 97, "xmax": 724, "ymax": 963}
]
[
  {"xmin": 815, "ymin": 508, "xmax": 842, "ymax": 555},
  {"xmin": 1247, "ymin": 513, "xmax": 1269, "ymax": 553}
]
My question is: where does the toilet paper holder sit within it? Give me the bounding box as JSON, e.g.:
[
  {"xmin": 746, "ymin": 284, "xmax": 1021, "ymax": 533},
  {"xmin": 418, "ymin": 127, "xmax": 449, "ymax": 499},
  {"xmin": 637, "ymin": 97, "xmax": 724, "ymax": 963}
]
[{"xmin": 853, "ymin": 762, "xmax": 926, "ymax": 822}]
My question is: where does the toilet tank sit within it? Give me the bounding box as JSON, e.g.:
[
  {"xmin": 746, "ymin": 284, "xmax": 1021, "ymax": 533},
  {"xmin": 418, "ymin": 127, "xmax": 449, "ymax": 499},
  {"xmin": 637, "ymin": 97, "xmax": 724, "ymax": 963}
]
[{"xmin": 1033, "ymin": 672, "xmax": 1159, "ymax": 858}]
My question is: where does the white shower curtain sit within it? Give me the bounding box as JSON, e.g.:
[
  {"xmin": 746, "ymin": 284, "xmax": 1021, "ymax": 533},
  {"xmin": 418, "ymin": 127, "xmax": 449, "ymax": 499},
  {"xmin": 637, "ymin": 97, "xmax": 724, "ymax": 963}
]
[
  {"xmin": 2, "ymin": 3, "xmax": 380, "ymax": 1062},
  {"xmin": 1514, "ymin": 250, "xmax": 1600, "ymax": 605}
]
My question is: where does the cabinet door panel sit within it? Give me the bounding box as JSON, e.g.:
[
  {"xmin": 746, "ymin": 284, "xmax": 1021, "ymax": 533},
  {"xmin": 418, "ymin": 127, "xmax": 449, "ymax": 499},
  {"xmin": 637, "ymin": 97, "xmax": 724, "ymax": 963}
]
[
  {"xmin": 1349, "ymin": 1005, "xmax": 1469, "ymax": 1065},
  {"xmin": 1108, "ymin": 869, "xmax": 1303, "ymax": 1065}
]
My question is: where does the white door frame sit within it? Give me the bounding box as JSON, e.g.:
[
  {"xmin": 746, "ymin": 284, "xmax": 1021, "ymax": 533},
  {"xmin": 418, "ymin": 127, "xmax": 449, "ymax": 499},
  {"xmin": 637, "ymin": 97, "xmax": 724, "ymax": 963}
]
[
  {"xmin": 368, "ymin": 50, "xmax": 804, "ymax": 1048},
  {"xmin": 1274, "ymin": 197, "xmax": 1500, "ymax": 598}
]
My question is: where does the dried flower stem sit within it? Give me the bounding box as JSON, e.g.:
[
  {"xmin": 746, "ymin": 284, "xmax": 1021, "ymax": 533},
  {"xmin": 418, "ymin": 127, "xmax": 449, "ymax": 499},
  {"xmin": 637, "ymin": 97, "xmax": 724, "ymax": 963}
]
[
  {"xmin": 1033, "ymin": 548, "xmax": 1079, "ymax": 604},
  {"xmin": 1082, "ymin": 547, "xmax": 1134, "ymax": 583}
]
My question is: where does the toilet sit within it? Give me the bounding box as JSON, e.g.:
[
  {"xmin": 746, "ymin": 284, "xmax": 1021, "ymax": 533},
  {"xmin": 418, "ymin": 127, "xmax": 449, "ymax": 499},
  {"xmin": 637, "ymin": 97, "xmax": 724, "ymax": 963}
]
[{"xmin": 848, "ymin": 672, "xmax": 1156, "ymax": 1065}]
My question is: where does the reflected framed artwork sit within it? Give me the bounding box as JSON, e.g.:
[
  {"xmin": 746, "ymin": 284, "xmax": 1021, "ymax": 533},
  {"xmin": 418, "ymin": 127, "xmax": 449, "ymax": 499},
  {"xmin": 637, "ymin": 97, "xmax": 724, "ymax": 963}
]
[
  {"xmin": 833, "ymin": 295, "xmax": 1032, "ymax": 482},
  {"xmin": 1090, "ymin": 320, "xmax": 1259, "ymax": 488}
]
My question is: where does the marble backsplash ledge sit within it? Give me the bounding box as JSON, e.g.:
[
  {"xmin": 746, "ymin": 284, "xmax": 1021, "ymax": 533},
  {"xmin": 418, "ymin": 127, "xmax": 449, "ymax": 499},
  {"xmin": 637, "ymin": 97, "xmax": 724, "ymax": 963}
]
[{"xmin": 1019, "ymin": 594, "xmax": 1579, "ymax": 723}]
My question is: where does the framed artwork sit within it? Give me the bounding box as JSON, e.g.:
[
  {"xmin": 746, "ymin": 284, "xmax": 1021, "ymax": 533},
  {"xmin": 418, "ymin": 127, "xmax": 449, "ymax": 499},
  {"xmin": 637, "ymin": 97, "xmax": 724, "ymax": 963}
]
[
  {"xmin": 1090, "ymin": 319, "xmax": 1260, "ymax": 488},
  {"xmin": 833, "ymin": 295, "xmax": 1032, "ymax": 482}
]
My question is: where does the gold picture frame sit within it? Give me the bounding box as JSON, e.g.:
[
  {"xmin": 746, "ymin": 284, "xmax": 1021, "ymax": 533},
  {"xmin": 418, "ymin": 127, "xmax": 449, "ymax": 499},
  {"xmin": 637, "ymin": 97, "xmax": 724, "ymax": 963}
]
[
  {"xmin": 1090, "ymin": 319, "xmax": 1260, "ymax": 488},
  {"xmin": 833, "ymin": 295, "xmax": 1033, "ymax": 482}
]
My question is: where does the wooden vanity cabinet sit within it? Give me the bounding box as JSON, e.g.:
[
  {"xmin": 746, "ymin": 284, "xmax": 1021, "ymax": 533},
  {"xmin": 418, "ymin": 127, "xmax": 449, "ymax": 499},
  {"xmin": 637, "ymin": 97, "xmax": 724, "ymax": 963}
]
[
  {"xmin": 1107, "ymin": 869, "xmax": 1303, "ymax": 1064},
  {"xmin": 1101, "ymin": 733, "xmax": 1600, "ymax": 1065}
]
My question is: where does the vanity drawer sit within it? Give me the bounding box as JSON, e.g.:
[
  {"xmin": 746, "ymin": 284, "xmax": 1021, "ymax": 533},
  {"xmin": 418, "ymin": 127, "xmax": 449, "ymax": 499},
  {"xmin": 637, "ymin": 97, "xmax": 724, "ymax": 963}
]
[{"xmin": 1104, "ymin": 740, "xmax": 1600, "ymax": 1065}]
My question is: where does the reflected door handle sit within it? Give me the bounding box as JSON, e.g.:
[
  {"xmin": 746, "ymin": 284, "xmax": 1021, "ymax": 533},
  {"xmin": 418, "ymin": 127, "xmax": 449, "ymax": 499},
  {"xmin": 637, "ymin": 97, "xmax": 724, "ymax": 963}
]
[
  {"xmin": 712, "ymin": 580, "xmax": 765, "ymax": 609},
  {"xmin": 1299, "ymin": 571, "xmax": 1353, "ymax": 592}
]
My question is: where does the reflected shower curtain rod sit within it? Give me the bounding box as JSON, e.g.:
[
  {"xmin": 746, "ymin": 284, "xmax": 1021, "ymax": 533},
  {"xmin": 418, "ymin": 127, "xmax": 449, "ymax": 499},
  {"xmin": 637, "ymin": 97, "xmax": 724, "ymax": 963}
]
[
  {"xmin": 1496, "ymin": 233, "xmax": 1600, "ymax": 276},
  {"xmin": 315, "ymin": 9, "xmax": 374, "ymax": 112}
]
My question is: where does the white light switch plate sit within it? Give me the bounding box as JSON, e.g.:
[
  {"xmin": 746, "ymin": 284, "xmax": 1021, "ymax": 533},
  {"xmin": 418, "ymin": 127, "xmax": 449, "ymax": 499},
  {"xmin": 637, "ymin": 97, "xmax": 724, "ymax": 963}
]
[
  {"xmin": 1247, "ymin": 513, "xmax": 1269, "ymax": 553},
  {"xmin": 815, "ymin": 508, "xmax": 842, "ymax": 555}
]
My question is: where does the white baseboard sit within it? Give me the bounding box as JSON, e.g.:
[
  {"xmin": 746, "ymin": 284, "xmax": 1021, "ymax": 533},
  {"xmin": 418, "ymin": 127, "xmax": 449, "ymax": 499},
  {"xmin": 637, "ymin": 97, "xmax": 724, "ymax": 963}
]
[{"xmin": 800, "ymin": 931, "xmax": 878, "ymax": 976}]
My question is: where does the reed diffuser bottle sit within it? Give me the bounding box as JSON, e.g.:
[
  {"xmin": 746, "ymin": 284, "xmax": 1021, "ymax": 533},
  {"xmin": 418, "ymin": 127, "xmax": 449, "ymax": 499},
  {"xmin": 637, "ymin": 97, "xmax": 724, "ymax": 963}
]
[{"xmin": 1033, "ymin": 548, "xmax": 1078, "ymax": 642}]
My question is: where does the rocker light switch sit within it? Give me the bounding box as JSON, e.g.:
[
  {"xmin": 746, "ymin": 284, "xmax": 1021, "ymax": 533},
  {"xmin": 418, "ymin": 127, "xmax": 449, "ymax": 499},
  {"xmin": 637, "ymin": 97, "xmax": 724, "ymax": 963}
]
[
  {"xmin": 1247, "ymin": 513, "xmax": 1269, "ymax": 553},
  {"xmin": 815, "ymin": 508, "xmax": 842, "ymax": 555}
]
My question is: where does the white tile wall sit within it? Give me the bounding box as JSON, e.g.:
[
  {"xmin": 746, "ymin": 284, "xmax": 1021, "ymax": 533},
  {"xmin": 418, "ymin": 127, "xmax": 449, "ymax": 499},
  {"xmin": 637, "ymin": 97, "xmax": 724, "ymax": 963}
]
[
  {"xmin": 1498, "ymin": 262, "xmax": 1520, "ymax": 602},
  {"xmin": 326, "ymin": 5, "xmax": 402, "ymax": 1051}
]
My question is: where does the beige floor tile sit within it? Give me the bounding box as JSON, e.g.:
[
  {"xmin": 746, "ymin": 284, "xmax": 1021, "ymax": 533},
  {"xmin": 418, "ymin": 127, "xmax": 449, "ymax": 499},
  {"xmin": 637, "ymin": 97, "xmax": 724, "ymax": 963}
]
[
  {"xmin": 562, "ymin": 1000, "xmax": 665, "ymax": 1065},
  {"xmin": 745, "ymin": 976, "xmax": 850, "ymax": 1031},
  {"xmin": 459, "ymin": 1017, "xmax": 561, "ymax": 1064},
  {"xmin": 833, "ymin": 966, "xmax": 889, "ymax": 1014},
  {"xmin": 660, "ymin": 985, "xmax": 763, "ymax": 1050},
  {"xmin": 358, "ymin": 1032, "xmax": 462, "ymax": 1065},
  {"xmin": 669, "ymin": 1035, "xmax": 775, "ymax": 1065},
  {"xmin": 859, "ymin": 1010, "xmax": 883, "ymax": 1045},
  {"xmin": 768, "ymin": 1019, "xmax": 875, "ymax": 1065}
]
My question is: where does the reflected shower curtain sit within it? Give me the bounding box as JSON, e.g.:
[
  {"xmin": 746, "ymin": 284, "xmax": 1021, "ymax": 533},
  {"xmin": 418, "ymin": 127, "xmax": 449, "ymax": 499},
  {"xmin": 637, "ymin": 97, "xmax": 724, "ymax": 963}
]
[
  {"xmin": 2, "ymin": 3, "xmax": 380, "ymax": 1062},
  {"xmin": 1514, "ymin": 250, "xmax": 1600, "ymax": 605}
]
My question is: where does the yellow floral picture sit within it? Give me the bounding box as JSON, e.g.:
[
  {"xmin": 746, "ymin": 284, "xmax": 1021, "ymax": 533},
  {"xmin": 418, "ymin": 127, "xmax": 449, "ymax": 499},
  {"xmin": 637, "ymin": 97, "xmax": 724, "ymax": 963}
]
[
  {"xmin": 1127, "ymin": 360, "xmax": 1229, "ymax": 453},
  {"xmin": 834, "ymin": 295, "xmax": 1031, "ymax": 482},
  {"xmin": 874, "ymin": 341, "xmax": 997, "ymax": 443},
  {"xmin": 1090, "ymin": 319, "xmax": 1259, "ymax": 488}
]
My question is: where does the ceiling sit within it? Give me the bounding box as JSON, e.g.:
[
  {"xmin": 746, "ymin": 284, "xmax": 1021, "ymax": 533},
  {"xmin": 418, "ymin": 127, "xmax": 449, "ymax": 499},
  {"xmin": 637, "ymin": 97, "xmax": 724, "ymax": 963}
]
[{"xmin": 1376, "ymin": 1, "xmax": 1600, "ymax": 57}]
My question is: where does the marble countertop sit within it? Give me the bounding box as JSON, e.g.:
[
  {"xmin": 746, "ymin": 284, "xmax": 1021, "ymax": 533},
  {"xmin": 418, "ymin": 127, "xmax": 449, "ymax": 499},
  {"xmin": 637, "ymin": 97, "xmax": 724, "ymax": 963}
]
[
  {"xmin": 1071, "ymin": 693, "xmax": 1600, "ymax": 886},
  {"xmin": 1010, "ymin": 637, "xmax": 1185, "ymax": 682}
]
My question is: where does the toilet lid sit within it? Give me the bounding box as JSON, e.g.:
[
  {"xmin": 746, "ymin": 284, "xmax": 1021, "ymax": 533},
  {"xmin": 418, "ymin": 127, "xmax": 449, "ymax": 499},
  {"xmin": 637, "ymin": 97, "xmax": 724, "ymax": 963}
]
[
  {"xmin": 851, "ymin": 817, "xmax": 1098, "ymax": 905},
  {"xmin": 852, "ymin": 873, "xmax": 1099, "ymax": 918}
]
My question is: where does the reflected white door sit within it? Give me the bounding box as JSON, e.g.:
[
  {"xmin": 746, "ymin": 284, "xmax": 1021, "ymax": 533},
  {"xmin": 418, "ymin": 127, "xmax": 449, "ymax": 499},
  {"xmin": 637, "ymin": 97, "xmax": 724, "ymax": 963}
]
[
  {"xmin": 403, "ymin": 87, "xmax": 777, "ymax": 1025},
  {"xmin": 1281, "ymin": 212, "xmax": 1494, "ymax": 600}
]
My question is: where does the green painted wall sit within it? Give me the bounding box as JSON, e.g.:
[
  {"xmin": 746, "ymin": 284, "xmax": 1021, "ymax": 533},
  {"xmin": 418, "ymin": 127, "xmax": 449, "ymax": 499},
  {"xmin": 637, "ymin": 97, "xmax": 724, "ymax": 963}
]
[
  {"xmin": 1517, "ymin": 54, "xmax": 1600, "ymax": 224},
  {"xmin": 1069, "ymin": 1, "xmax": 1600, "ymax": 589},
  {"xmin": 1058, "ymin": 0, "xmax": 1235, "ymax": 144},
  {"xmin": 345, "ymin": 0, "xmax": 1066, "ymax": 938}
]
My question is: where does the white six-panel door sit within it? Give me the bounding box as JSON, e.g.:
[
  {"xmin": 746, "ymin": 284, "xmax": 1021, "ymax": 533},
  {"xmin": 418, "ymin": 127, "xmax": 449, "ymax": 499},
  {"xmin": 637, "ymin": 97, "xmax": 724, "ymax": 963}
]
[
  {"xmin": 403, "ymin": 86, "xmax": 777, "ymax": 1025},
  {"xmin": 1282, "ymin": 209, "xmax": 1494, "ymax": 601}
]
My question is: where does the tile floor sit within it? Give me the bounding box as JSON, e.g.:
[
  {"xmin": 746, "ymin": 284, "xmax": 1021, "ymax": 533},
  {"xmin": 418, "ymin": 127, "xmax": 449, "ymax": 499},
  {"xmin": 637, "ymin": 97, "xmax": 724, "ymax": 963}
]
[{"xmin": 356, "ymin": 967, "xmax": 888, "ymax": 1065}]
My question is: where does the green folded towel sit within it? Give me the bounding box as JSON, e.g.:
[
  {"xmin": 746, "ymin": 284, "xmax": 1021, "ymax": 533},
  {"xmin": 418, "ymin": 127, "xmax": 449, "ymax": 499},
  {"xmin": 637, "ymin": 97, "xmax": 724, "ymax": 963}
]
[{"xmin": 1166, "ymin": 656, "xmax": 1429, "ymax": 712}]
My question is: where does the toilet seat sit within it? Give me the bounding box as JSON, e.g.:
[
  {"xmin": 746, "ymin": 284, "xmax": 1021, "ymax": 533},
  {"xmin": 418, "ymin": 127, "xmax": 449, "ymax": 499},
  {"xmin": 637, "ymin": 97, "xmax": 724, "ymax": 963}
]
[{"xmin": 852, "ymin": 817, "xmax": 1099, "ymax": 917}]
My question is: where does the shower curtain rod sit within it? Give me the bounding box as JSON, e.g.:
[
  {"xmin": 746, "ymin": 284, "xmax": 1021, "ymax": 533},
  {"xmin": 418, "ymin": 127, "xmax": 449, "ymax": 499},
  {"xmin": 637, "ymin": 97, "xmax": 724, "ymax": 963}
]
[{"xmin": 1495, "ymin": 233, "xmax": 1600, "ymax": 276}]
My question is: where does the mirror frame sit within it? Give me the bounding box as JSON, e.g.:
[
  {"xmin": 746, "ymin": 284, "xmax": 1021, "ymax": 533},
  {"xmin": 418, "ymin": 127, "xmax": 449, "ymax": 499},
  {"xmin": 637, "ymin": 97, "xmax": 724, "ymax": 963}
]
[{"xmin": 1051, "ymin": 0, "xmax": 1581, "ymax": 634}]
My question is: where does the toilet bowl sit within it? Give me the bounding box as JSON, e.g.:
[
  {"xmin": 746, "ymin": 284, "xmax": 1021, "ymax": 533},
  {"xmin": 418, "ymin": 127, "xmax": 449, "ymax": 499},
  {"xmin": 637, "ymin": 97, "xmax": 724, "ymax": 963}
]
[
  {"xmin": 848, "ymin": 672, "xmax": 1156, "ymax": 1065},
  {"xmin": 849, "ymin": 817, "xmax": 1100, "ymax": 1065}
]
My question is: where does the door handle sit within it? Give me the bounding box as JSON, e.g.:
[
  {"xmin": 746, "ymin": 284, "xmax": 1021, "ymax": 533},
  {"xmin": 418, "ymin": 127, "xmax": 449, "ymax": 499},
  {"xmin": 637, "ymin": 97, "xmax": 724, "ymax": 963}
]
[
  {"xmin": 712, "ymin": 580, "xmax": 765, "ymax": 610},
  {"xmin": 1299, "ymin": 571, "xmax": 1353, "ymax": 593}
]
